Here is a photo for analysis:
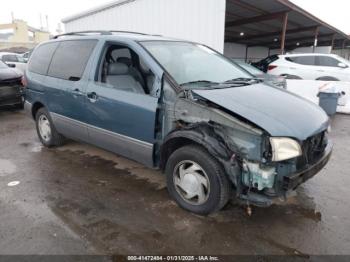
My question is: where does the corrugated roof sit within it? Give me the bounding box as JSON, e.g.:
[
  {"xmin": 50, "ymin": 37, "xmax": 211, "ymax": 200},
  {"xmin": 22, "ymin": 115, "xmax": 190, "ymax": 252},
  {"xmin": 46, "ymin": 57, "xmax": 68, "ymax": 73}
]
[{"xmin": 225, "ymin": 0, "xmax": 350, "ymax": 49}]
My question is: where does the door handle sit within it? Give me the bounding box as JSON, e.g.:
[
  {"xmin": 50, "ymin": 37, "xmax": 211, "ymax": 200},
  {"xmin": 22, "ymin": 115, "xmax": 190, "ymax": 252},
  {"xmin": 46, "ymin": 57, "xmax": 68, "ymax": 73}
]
[
  {"xmin": 87, "ymin": 92, "xmax": 98, "ymax": 102},
  {"xmin": 72, "ymin": 88, "xmax": 83, "ymax": 96}
]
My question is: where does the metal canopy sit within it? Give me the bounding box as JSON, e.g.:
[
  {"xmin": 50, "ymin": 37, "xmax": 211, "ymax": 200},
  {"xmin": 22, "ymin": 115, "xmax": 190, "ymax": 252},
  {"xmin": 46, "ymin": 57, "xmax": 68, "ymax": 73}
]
[{"xmin": 225, "ymin": 0, "xmax": 350, "ymax": 52}]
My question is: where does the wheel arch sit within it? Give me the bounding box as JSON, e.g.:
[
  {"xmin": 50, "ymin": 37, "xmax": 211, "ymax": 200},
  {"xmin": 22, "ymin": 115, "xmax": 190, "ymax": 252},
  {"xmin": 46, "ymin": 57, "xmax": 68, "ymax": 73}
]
[
  {"xmin": 316, "ymin": 76, "xmax": 339, "ymax": 81},
  {"xmin": 159, "ymin": 126, "xmax": 232, "ymax": 171},
  {"xmin": 31, "ymin": 101, "xmax": 45, "ymax": 119},
  {"xmin": 280, "ymin": 74, "xmax": 302, "ymax": 80}
]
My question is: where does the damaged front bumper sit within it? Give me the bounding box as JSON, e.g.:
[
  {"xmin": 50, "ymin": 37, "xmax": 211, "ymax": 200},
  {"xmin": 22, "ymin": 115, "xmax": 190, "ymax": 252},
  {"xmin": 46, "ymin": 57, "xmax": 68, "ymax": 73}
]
[
  {"xmin": 239, "ymin": 140, "xmax": 333, "ymax": 207},
  {"xmin": 283, "ymin": 140, "xmax": 333, "ymax": 191}
]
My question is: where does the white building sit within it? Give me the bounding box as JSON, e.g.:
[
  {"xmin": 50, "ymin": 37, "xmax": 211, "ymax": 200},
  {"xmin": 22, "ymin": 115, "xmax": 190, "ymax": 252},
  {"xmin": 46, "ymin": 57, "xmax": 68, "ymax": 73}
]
[{"xmin": 62, "ymin": 0, "xmax": 350, "ymax": 62}]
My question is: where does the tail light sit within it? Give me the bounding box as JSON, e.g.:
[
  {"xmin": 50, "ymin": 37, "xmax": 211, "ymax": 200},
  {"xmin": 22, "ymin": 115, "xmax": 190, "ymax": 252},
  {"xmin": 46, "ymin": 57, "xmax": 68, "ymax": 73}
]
[
  {"xmin": 21, "ymin": 75, "xmax": 28, "ymax": 88},
  {"xmin": 268, "ymin": 65, "xmax": 278, "ymax": 71}
]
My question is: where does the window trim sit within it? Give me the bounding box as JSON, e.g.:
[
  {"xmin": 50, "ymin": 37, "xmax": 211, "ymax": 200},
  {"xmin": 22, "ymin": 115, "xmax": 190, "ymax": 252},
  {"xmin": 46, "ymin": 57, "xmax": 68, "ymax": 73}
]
[
  {"xmin": 27, "ymin": 42, "xmax": 60, "ymax": 76},
  {"xmin": 286, "ymin": 55, "xmax": 316, "ymax": 66},
  {"xmin": 315, "ymin": 56, "xmax": 340, "ymax": 68},
  {"xmin": 46, "ymin": 39, "xmax": 98, "ymax": 81},
  {"xmin": 93, "ymin": 40, "xmax": 156, "ymax": 94}
]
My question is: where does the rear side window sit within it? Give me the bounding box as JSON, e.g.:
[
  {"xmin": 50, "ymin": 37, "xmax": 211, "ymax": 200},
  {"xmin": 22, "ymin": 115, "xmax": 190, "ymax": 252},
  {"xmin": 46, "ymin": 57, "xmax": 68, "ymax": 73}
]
[
  {"xmin": 28, "ymin": 42, "xmax": 59, "ymax": 75},
  {"xmin": 2, "ymin": 55, "xmax": 18, "ymax": 62},
  {"xmin": 286, "ymin": 56, "xmax": 316, "ymax": 66},
  {"xmin": 316, "ymin": 56, "xmax": 339, "ymax": 67},
  {"xmin": 48, "ymin": 40, "xmax": 97, "ymax": 81}
]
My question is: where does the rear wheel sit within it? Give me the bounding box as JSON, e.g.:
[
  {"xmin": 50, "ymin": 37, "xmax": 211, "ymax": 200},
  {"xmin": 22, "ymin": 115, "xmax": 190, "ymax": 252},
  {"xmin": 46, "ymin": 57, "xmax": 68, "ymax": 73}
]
[
  {"xmin": 35, "ymin": 108, "xmax": 65, "ymax": 147},
  {"xmin": 166, "ymin": 145, "xmax": 231, "ymax": 215}
]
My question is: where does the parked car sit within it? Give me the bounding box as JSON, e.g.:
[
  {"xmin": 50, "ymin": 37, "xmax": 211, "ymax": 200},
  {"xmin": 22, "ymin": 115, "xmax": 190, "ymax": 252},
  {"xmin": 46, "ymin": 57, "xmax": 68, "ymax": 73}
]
[
  {"xmin": 24, "ymin": 32, "xmax": 332, "ymax": 215},
  {"xmin": 253, "ymin": 53, "xmax": 350, "ymax": 81},
  {"xmin": 234, "ymin": 59, "xmax": 287, "ymax": 88},
  {"xmin": 0, "ymin": 52, "xmax": 28, "ymax": 73},
  {"xmin": 0, "ymin": 60, "xmax": 24, "ymax": 109}
]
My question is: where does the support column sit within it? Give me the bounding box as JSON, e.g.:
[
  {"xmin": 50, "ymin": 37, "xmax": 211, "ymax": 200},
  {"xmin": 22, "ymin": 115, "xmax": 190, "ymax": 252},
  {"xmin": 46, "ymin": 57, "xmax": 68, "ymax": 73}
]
[
  {"xmin": 313, "ymin": 26, "xmax": 319, "ymax": 53},
  {"xmin": 280, "ymin": 12, "xmax": 288, "ymax": 54},
  {"xmin": 245, "ymin": 46, "xmax": 249, "ymax": 62},
  {"xmin": 342, "ymin": 40, "xmax": 346, "ymax": 57},
  {"xmin": 330, "ymin": 34, "xmax": 336, "ymax": 51}
]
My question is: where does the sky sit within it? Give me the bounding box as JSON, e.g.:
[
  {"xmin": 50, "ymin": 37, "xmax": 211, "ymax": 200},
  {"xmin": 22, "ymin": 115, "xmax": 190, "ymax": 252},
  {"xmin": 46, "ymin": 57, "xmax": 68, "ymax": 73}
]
[{"xmin": 0, "ymin": 0, "xmax": 349, "ymax": 35}]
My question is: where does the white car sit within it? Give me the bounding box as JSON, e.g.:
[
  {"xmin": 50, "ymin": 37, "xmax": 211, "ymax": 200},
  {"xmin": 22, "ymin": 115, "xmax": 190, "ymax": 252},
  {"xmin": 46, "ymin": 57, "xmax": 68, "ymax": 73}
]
[
  {"xmin": 0, "ymin": 52, "xmax": 28, "ymax": 73},
  {"xmin": 254, "ymin": 53, "xmax": 350, "ymax": 81}
]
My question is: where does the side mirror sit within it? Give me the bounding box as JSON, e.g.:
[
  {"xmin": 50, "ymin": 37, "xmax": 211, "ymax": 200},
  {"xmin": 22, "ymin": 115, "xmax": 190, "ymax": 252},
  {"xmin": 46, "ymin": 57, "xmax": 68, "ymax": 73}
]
[
  {"xmin": 7, "ymin": 63, "xmax": 16, "ymax": 68},
  {"xmin": 338, "ymin": 62, "xmax": 348, "ymax": 68}
]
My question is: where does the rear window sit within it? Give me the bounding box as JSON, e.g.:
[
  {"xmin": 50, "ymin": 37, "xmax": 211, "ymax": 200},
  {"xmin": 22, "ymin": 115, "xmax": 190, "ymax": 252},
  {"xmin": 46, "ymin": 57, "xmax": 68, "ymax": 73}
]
[
  {"xmin": 28, "ymin": 42, "xmax": 59, "ymax": 75},
  {"xmin": 286, "ymin": 56, "xmax": 316, "ymax": 66},
  {"xmin": 48, "ymin": 40, "xmax": 97, "ymax": 81}
]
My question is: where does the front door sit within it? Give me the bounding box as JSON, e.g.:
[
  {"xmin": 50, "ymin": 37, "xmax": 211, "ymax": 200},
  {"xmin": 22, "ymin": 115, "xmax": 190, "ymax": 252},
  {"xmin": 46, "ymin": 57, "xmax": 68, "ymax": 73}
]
[{"xmin": 85, "ymin": 43, "xmax": 160, "ymax": 167}]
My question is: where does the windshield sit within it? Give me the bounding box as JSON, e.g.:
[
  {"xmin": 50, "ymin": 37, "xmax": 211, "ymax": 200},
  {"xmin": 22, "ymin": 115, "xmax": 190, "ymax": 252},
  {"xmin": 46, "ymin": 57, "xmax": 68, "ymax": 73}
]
[
  {"xmin": 0, "ymin": 61, "xmax": 8, "ymax": 69},
  {"xmin": 141, "ymin": 41, "xmax": 252, "ymax": 88}
]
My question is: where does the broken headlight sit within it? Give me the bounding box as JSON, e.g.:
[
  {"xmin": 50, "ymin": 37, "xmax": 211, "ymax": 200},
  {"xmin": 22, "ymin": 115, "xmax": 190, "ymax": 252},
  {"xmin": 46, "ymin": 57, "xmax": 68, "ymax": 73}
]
[{"xmin": 269, "ymin": 137, "xmax": 302, "ymax": 162}]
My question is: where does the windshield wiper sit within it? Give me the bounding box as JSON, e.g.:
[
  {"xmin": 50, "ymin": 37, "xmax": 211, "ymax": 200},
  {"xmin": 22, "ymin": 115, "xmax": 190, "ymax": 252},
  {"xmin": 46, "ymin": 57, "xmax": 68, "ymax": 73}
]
[
  {"xmin": 223, "ymin": 77, "xmax": 262, "ymax": 84},
  {"xmin": 180, "ymin": 80, "xmax": 219, "ymax": 87}
]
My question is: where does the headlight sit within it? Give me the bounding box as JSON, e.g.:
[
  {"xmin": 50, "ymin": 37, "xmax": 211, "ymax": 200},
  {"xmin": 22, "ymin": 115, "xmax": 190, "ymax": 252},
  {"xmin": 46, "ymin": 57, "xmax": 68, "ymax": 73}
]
[{"xmin": 270, "ymin": 137, "xmax": 302, "ymax": 162}]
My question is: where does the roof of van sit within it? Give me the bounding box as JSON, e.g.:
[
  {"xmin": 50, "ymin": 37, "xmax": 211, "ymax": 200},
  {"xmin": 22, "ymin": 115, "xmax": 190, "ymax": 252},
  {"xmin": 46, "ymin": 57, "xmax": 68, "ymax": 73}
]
[{"xmin": 52, "ymin": 31, "xmax": 182, "ymax": 42}]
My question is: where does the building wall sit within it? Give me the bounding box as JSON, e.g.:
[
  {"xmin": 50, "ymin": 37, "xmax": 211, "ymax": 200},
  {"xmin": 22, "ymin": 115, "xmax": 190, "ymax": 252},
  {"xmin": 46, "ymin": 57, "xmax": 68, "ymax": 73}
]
[
  {"xmin": 332, "ymin": 49, "xmax": 350, "ymax": 60},
  {"xmin": 224, "ymin": 42, "xmax": 269, "ymax": 62},
  {"xmin": 223, "ymin": 42, "xmax": 246, "ymax": 59},
  {"xmin": 64, "ymin": 0, "xmax": 226, "ymax": 52}
]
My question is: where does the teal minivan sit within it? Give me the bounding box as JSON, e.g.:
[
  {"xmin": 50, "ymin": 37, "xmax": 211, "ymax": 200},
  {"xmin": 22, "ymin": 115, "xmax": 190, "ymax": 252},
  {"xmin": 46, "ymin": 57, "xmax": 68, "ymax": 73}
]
[{"xmin": 24, "ymin": 31, "xmax": 332, "ymax": 215}]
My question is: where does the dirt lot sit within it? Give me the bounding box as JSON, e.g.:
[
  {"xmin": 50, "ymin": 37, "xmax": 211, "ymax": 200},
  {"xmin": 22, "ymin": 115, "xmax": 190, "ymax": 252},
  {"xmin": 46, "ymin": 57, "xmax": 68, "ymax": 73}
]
[{"xmin": 0, "ymin": 110, "xmax": 350, "ymax": 257}]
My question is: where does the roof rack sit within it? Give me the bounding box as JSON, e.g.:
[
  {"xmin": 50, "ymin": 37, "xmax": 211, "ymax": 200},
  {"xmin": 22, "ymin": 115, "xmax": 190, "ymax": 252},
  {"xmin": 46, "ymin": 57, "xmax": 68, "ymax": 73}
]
[{"xmin": 53, "ymin": 30, "xmax": 150, "ymax": 39}]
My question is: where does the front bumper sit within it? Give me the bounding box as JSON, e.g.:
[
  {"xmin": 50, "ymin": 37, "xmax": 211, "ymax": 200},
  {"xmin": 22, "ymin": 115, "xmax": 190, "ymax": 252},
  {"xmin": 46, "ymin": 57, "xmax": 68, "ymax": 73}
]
[
  {"xmin": 238, "ymin": 141, "xmax": 333, "ymax": 207},
  {"xmin": 283, "ymin": 140, "xmax": 333, "ymax": 190},
  {"xmin": 0, "ymin": 94, "xmax": 23, "ymax": 107},
  {"xmin": 0, "ymin": 85, "xmax": 23, "ymax": 107}
]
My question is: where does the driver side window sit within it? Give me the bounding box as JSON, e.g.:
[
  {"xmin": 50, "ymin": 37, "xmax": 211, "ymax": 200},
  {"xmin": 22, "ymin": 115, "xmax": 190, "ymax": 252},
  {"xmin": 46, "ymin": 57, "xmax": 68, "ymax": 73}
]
[{"xmin": 96, "ymin": 44, "xmax": 157, "ymax": 96}]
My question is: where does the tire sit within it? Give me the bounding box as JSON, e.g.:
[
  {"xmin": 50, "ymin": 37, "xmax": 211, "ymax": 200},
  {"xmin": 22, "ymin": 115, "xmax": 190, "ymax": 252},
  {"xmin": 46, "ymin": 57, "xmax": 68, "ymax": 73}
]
[
  {"xmin": 35, "ymin": 107, "xmax": 65, "ymax": 147},
  {"xmin": 166, "ymin": 145, "xmax": 231, "ymax": 215}
]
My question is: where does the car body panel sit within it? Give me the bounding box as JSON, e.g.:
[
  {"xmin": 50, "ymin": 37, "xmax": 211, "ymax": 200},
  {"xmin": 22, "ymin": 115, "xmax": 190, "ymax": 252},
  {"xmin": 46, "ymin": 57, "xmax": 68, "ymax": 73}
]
[{"xmin": 193, "ymin": 84, "xmax": 329, "ymax": 141}]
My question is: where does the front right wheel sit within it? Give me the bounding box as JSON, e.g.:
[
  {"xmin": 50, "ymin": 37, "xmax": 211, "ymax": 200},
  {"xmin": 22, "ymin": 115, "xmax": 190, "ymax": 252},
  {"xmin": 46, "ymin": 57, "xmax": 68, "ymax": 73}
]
[{"xmin": 165, "ymin": 145, "xmax": 232, "ymax": 215}]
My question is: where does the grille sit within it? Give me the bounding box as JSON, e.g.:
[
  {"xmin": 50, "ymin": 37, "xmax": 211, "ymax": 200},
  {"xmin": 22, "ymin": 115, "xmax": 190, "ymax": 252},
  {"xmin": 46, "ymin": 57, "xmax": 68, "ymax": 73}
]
[{"xmin": 296, "ymin": 131, "xmax": 327, "ymax": 170}]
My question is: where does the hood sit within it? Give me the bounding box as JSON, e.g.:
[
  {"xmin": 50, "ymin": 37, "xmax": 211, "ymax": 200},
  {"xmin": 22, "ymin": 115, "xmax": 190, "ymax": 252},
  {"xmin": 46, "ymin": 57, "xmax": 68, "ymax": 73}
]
[
  {"xmin": 193, "ymin": 83, "xmax": 329, "ymax": 141},
  {"xmin": 0, "ymin": 68, "xmax": 22, "ymax": 81}
]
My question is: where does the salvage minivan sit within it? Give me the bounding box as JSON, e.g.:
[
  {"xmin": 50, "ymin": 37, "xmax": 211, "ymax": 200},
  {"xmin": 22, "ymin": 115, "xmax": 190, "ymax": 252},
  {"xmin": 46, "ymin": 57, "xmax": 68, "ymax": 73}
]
[{"xmin": 24, "ymin": 31, "xmax": 332, "ymax": 215}]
